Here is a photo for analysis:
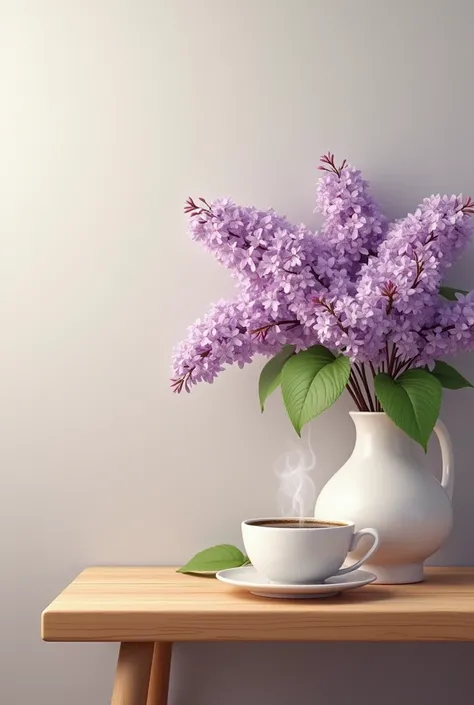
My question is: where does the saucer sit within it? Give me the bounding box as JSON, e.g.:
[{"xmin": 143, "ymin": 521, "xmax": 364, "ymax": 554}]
[{"xmin": 216, "ymin": 565, "xmax": 376, "ymax": 599}]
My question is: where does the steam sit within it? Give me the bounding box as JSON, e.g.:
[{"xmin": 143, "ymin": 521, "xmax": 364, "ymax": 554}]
[{"xmin": 274, "ymin": 429, "xmax": 317, "ymax": 518}]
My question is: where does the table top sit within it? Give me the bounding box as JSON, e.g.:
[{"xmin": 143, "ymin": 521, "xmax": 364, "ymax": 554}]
[{"xmin": 41, "ymin": 566, "xmax": 474, "ymax": 642}]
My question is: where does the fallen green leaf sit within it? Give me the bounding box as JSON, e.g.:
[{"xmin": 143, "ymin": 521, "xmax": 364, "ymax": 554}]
[{"xmin": 177, "ymin": 544, "xmax": 248, "ymax": 575}]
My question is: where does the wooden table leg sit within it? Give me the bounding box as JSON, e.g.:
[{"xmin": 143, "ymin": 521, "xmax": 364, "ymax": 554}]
[
  {"xmin": 146, "ymin": 642, "xmax": 173, "ymax": 705},
  {"xmin": 111, "ymin": 642, "xmax": 154, "ymax": 705}
]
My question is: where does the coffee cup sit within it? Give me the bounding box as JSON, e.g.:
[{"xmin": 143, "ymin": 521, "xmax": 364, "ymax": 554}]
[{"xmin": 242, "ymin": 518, "xmax": 379, "ymax": 584}]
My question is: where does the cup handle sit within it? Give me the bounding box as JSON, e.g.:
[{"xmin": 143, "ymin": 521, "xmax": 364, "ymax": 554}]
[{"xmin": 336, "ymin": 528, "xmax": 379, "ymax": 577}]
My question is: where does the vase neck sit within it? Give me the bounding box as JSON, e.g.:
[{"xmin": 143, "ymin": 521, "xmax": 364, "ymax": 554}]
[{"xmin": 350, "ymin": 412, "xmax": 417, "ymax": 457}]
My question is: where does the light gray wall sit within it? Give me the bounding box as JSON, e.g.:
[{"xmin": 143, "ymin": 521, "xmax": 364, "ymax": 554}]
[{"xmin": 3, "ymin": 1, "xmax": 474, "ymax": 703}]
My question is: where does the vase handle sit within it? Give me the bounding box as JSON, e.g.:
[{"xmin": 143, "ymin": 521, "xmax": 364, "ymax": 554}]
[{"xmin": 434, "ymin": 419, "xmax": 454, "ymax": 501}]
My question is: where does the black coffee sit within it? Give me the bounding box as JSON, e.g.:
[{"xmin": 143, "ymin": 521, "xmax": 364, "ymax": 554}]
[{"xmin": 249, "ymin": 519, "xmax": 346, "ymax": 529}]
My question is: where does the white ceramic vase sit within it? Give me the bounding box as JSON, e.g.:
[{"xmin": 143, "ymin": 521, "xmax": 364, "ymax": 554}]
[{"xmin": 314, "ymin": 412, "xmax": 454, "ymax": 584}]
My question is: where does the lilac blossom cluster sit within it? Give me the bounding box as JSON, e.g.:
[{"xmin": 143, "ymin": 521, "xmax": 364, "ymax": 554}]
[
  {"xmin": 172, "ymin": 154, "xmax": 474, "ymax": 393},
  {"xmin": 316, "ymin": 153, "xmax": 388, "ymax": 276},
  {"xmin": 423, "ymin": 291, "xmax": 474, "ymax": 360},
  {"xmin": 171, "ymin": 297, "xmax": 315, "ymax": 392}
]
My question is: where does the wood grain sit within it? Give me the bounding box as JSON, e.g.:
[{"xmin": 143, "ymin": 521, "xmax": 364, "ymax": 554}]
[
  {"xmin": 41, "ymin": 567, "xmax": 474, "ymax": 642},
  {"xmin": 146, "ymin": 642, "xmax": 172, "ymax": 705},
  {"xmin": 110, "ymin": 642, "xmax": 154, "ymax": 705}
]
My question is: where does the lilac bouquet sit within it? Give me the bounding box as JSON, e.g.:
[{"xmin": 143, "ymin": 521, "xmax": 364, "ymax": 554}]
[{"xmin": 172, "ymin": 153, "xmax": 474, "ymax": 449}]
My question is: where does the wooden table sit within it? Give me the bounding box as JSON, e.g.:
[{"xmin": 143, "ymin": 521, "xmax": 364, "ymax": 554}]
[{"xmin": 42, "ymin": 567, "xmax": 474, "ymax": 704}]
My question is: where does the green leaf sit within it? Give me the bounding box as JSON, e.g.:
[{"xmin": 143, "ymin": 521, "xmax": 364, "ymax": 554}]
[
  {"xmin": 281, "ymin": 345, "xmax": 351, "ymax": 436},
  {"xmin": 439, "ymin": 285, "xmax": 468, "ymax": 301},
  {"xmin": 177, "ymin": 544, "xmax": 248, "ymax": 574},
  {"xmin": 258, "ymin": 345, "xmax": 295, "ymax": 411},
  {"xmin": 374, "ymin": 369, "xmax": 442, "ymax": 451},
  {"xmin": 430, "ymin": 360, "xmax": 473, "ymax": 390}
]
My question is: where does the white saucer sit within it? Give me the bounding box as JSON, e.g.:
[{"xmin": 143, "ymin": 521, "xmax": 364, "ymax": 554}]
[{"xmin": 216, "ymin": 566, "xmax": 376, "ymax": 598}]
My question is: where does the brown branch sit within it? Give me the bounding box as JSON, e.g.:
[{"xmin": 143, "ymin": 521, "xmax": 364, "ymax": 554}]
[
  {"xmin": 171, "ymin": 367, "xmax": 195, "ymax": 394},
  {"xmin": 349, "ymin": 371, "xmax": 369, "ymax": 411},
  {"xmin": 411, "ymin": 251, "xmax": 425, "ymax": 289},
  {"xmin": 385, "ymin": 342, "xmax": 390, "ymax": 373},
  {"xmin": 389, "ymin": 344, "xmax": 398, "ymax": 377},
  {"xmin": 380, "ymin": 281, "xmax": 398, "ymax": 315},
  {"xmin": 318, "ymin": 152, "xmax": 347, "ymax": 178},
  {"xmin": 347, "ymin": 379, "xmax": 366, "ymax": 411},
  {"xmin": 251, "ymin": 320, "xmax": 299, "ymax": 342},
  {"xmin": 357, "ymin": 363, "xmax": 375, "ymax": 412},
  {"xmin": 459, "ymin": 196, "xmax": 474, "ymax": 215},
  {"xmin": 307, "ymin": 264, "xmax": 327, "ymax": 287},
  {"xmin": 184, "ymin": 196, "xmax": 213, "ymax": 218},
  {"xmin": 394, "ymin": 355, "xmax": 418, "ymax": 378},
  {"xmin": 369, "ymin": 361, "xmax": 382, "ymax": 411},
  {"xmin": 312, "ymin": 296, "xmax": 348, "ymax": 333}
]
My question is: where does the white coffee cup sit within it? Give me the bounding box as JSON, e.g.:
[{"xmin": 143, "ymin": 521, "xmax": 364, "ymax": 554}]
[{"xmin": 242, "ymin": 518, "xmax": 379, "ymax": 584}]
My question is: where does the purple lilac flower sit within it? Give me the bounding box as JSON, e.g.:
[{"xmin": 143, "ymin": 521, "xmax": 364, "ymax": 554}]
[
  {"xmin": 351, "ymin": 194, "xmax": 474, "ymax": 362},
  {"xmin": 172, "ymin": 161, "xmax": 474, "ymax": 393},
  {"xmin": 171, "ymin": 297, "xmax": 314, "ymax": 393},
  {"xmin": 419, "ymin": 291, "xmax": 474, "ymax": 363},
  {"xmin": 316, "ymin": 152, "xmax": 388, "ymax": 279},
  {"xmin": 184, "ymin": 196, "xmax": 323, "ymax": 291}
]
